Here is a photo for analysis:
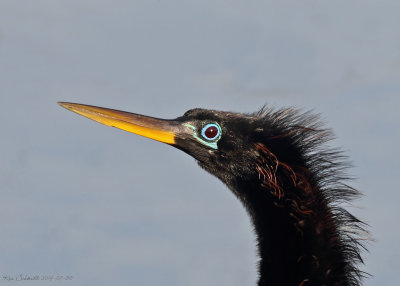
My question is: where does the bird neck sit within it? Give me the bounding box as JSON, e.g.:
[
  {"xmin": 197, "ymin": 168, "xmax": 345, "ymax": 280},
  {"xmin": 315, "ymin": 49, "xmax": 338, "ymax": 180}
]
[{"xmin": 227, "ymin": 155, "xmax": 352, "ymax": 285}]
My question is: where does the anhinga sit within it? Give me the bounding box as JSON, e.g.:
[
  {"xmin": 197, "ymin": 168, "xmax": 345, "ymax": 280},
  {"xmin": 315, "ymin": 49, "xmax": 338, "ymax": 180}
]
[{"xmin": 59, "ymin": 102, "xmax": 367, "ymax": 286}]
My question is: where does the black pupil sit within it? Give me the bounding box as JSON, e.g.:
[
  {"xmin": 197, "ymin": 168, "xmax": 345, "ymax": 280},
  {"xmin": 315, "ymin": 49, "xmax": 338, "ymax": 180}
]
[{"xmin": 205, "ymin": 126, "xmax": 218, "ymax": 139}]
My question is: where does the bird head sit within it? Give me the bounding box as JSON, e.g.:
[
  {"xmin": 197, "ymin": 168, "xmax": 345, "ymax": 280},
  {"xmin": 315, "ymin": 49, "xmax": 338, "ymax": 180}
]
[{"xmin": 58, "ymin": 103, "xmax": 272, "ymax": 184}]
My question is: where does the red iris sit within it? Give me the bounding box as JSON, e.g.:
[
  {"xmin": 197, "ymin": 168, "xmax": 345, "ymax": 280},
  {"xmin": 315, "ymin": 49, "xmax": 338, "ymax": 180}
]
[{"xmin": 204, "ymin": 125, "xmax": 218, "ymax": 139}]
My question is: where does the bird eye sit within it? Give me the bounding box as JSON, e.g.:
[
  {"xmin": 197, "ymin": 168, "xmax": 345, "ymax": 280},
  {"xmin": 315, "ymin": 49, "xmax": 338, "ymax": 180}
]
[{"xmin": 201, "ymin": 123, "xmax": 221, "ymax": 141}]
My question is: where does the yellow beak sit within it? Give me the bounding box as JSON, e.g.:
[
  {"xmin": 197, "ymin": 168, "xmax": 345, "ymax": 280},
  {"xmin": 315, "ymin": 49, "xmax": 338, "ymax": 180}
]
[{"xmin": 58, "ymin": 102, "xmax": 178, "ymax": 145}]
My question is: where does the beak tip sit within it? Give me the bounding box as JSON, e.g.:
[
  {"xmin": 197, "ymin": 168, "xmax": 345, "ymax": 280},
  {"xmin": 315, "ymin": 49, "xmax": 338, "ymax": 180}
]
[{"xmin": 58, "ymin": 102, "xmax": 75, "ymax": 111}]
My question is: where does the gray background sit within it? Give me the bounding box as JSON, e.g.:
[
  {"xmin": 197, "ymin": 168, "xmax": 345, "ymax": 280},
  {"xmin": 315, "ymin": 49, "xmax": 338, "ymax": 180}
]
[{"xmin": 1, "ymin": 1, "xmax": 399, "ymax": 285}]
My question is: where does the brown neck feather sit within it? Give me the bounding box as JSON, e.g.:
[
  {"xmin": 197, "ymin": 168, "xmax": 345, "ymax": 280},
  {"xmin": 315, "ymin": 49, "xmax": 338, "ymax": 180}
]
[{"xmin": 227, "ymin": 142, "xmax": 365, "ymax": 286}]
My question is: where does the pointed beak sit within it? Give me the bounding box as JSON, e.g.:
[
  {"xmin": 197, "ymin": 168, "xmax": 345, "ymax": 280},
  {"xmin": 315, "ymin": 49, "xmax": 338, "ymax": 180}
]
[{"xmin": 58, "ymin": 102, "xmax": 180, "ymax": 145}]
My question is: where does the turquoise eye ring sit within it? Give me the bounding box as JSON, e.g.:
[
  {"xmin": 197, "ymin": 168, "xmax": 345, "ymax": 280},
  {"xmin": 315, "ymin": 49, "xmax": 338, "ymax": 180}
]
[
  {"xmin": 183, "ymin": 122, "xmax": 222, "ymax": 149},
  {"xmin": 201, "ymin": 123, "xmax": 221, "ymax": 141}
]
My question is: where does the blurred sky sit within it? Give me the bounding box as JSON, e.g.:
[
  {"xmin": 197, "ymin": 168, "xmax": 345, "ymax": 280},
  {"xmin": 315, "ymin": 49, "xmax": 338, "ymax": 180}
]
[{"xmin": 0, "ymin": 1, "xmax": 399, "ymax": 285}]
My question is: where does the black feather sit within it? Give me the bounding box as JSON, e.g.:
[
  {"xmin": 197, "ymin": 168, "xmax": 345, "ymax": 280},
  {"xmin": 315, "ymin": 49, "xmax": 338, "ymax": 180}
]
[{"xmin": 180, "ymin": 106, "xmax": 368, "ymax": 285}]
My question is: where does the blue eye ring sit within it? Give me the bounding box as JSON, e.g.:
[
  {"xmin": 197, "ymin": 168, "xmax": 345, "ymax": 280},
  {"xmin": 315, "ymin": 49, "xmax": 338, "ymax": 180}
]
[{"xmin": 201, "ymin": 123, "xmax": 221, "ymax": 141}]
